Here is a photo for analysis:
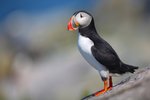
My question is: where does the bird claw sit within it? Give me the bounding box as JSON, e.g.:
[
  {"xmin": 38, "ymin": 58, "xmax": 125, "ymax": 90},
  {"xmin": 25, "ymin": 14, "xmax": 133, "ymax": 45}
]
[
  {"xmin": 81, "ymin": 87, "xmax": 112, "ymax": 100},
  {"xmin": 81, "ymin": 76, "xmax": 113, "ymax": 100}
]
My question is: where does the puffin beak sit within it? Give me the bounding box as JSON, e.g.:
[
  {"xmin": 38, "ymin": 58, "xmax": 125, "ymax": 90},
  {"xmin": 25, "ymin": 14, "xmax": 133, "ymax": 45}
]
[{"xmin": 67, "ymin": 16, "xmax": 79, "ymax": 31}]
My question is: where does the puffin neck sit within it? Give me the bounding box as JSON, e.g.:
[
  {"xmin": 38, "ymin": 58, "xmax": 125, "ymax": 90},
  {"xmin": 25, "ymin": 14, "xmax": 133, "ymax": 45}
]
[
  {"xmin": 78, "ymin": 19, "xmax": 104, "ymax": 45},
  {"xmin": 79, "ymin": 19, "xmax": 98, "ymax": 37}
]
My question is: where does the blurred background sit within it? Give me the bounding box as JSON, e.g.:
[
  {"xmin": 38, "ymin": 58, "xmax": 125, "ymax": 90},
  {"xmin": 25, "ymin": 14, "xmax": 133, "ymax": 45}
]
[{"xmin": 0, "ymin": 0, "xmax": 150, "ymax": 100}]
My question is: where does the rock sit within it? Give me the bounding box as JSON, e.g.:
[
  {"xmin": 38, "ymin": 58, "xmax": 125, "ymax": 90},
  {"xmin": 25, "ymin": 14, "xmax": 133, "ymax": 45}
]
[{"xmin": 89, "ymin": 67, "xmax": 150, "ymax": 100}]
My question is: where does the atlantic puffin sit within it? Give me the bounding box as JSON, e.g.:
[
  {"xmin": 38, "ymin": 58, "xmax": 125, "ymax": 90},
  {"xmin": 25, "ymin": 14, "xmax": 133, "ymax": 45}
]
[{"xmin": 67, "ymin": 11, "xmax": 138, "ymax": 99}]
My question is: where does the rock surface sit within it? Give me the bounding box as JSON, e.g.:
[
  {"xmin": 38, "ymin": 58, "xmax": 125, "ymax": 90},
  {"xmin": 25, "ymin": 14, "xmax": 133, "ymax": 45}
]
[{"xmin": 89, "ymin": 67, "xmax": 150, "ymax": 100}]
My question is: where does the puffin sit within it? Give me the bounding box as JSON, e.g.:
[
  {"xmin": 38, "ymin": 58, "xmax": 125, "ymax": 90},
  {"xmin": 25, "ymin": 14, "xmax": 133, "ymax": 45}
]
[{"xmin": 67, "ymin": 11, "xmax": 138, "ymax": 99}]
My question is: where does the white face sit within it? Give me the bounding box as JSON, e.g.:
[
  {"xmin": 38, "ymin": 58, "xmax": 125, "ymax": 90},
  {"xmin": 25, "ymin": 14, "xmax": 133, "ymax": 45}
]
[{"xmin": 75, "ymin": 12, "xmax": 92, "ymax": 28}]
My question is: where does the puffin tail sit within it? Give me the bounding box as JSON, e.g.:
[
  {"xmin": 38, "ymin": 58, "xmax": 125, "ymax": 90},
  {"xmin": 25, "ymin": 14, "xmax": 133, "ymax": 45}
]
[{"xmin": 121, "ymin": 63, "xmax": 138, "ymax": 73}]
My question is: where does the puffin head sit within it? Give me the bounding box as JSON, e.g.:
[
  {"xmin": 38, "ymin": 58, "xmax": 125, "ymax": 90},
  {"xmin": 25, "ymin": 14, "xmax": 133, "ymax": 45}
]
[{"xmin": 67, "ymin": 11, "xmax": 93, "ymax": 31}]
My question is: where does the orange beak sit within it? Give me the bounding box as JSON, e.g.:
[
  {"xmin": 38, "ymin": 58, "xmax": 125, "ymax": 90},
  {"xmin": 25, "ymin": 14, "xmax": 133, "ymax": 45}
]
[
  {"xmin": 68, "ymin": 16, "xmax": 75, "ymax": 31},
  {"xmin": 67, "ymin": 16, "xmax": 79, "ymax": 31}
]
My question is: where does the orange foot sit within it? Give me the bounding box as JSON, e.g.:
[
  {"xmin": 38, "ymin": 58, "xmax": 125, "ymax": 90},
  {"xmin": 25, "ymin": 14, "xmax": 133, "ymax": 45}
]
[
  {"xmin": 81, "ymin": 76, "xmax": 113, "ymax": 100},
  {"xmin": 94, "ymin": 86, "xmax": 112, "ymax": 96},
  {"xmin": 94, "ymin": 76, "xmax": 113, "ymax": 96}
]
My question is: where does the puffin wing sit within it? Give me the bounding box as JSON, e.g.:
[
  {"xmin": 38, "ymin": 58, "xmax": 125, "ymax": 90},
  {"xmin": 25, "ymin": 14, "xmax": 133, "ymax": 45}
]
[{"xmin": 91, "ymin": 41, "xmax": 121, "ymax": 71}]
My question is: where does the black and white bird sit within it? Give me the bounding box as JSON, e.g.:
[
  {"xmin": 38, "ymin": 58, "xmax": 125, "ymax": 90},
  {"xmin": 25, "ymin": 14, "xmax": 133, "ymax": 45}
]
[{"xmin": 67, "ymin": 11, "xmax": 138, "ymax": 99}]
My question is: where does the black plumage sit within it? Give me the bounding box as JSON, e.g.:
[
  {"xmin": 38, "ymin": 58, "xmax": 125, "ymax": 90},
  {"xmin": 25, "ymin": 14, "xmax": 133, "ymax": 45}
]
[{"xmin": 79, "ymin": 17, "xmax": 138, "ymax": 74}]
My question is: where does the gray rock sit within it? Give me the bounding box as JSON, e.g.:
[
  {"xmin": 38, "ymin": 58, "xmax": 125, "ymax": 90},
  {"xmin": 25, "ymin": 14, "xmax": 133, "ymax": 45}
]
[{"xmin": 90, "ymin": 67, "xmax": 150, "ymax": 100}]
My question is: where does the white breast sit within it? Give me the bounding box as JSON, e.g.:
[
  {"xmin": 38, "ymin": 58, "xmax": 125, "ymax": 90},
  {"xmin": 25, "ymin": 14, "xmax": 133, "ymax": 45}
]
[{"xmin": 77, "ymin": 34, "xmax": 107, "ymax": 72}]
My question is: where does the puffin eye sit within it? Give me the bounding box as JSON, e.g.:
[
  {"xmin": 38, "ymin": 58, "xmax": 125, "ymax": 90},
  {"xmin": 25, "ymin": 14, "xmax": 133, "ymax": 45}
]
[{"xmin": 80, "ymin": 14, "xmax": 83, "ymax": 18}]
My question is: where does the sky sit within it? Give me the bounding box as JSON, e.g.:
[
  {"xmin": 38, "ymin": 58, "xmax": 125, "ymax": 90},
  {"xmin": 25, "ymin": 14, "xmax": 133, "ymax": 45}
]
[
  {"xmin": 0, "ymin": 0, "xmax": 100, "ymax": 20},
  {"xmin": 0, "ymin": 0, "xmax": 101, "ymax": 51}
]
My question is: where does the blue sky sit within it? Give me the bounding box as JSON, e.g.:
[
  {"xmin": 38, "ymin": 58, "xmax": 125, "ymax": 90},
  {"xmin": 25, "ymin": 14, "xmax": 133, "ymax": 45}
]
[{"xmin": 0, "ymin": 0, "xmax": 100, "ymax": 20}]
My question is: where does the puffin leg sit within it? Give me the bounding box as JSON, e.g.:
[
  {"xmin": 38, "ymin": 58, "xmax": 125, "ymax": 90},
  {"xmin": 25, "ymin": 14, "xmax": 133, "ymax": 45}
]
[
  {"xmin": 81, "ymin": 81, "xmax": 108, "ymax": 100},
  {"xmin": 107, "ymin": 76, "xmax": 113, "ymax": 90},
  {"xmin": 81, "ymin": 77, "xmax": 113, "ymax": 100},
  {"xmin": 94, "ymin": 76, "xmax": 113, "ymax": 97},
  {"xmin": 94, "ymin": 79, "xmax": 108, "ymax": 96}
]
